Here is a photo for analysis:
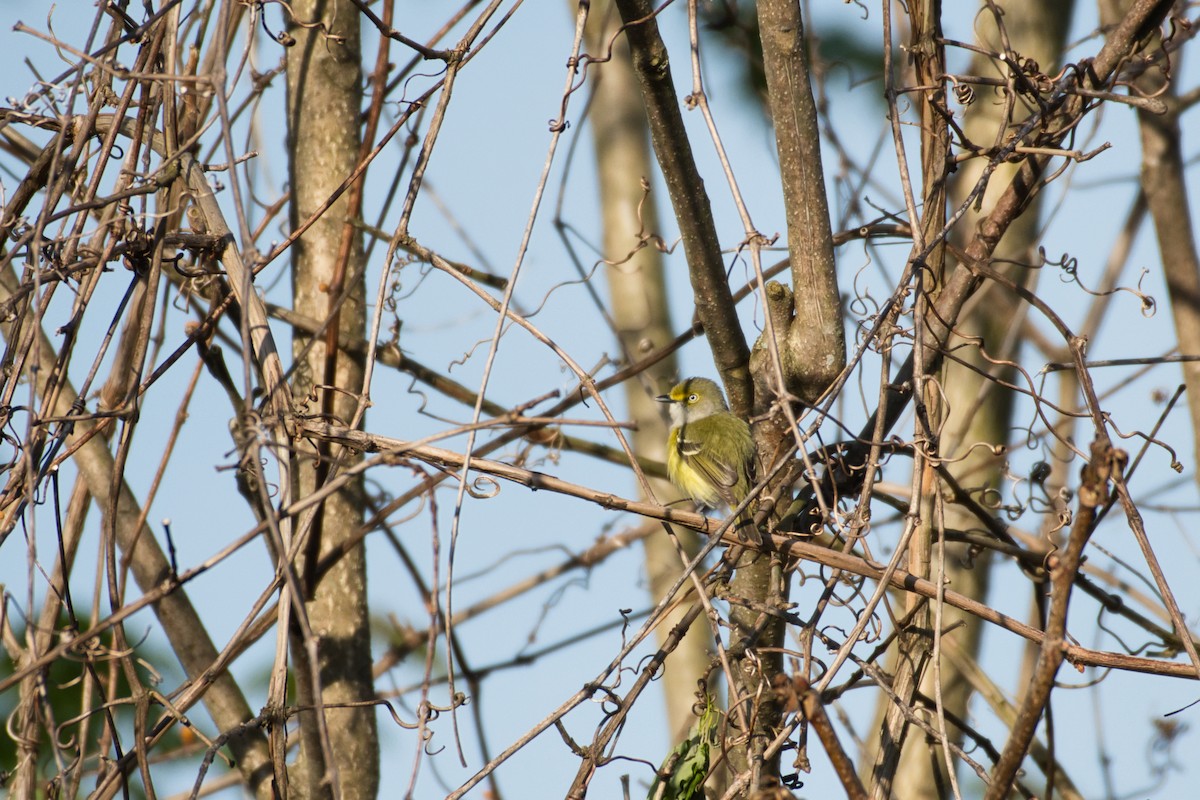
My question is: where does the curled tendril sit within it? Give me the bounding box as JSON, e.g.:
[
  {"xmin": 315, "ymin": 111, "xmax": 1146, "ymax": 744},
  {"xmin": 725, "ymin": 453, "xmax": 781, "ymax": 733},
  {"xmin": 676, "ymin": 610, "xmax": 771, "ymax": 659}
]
[
  {"xmin": 819, "ymin": 623, "xmax": 851, "ymax": 646},
  {"xmin": 377, "ymin": 699, "xmax": 419, "ymax": 731},
  {"xmin": 858, "ymin": 611, "xmax": 884, "ymax": 645},
  {"xmin": 976, "ymin": 485, "xmax": 1004, "ymax": 511},
  {"xmin": 947, "ymin": 74, "xmax": 975, "ymax": 106},
  {"xmin": 421, "ymin": 730, "xmax": 444, "ymax": 756},
  {"xmin": 849, "ymin": 256, "xmax": 880, "ymax": 320},
  {"xmin": 1049, "ymin": 249, "xmax": 1158, "ymax": 315},
  {"xmin": 1135, "ymin": 268, "xmax": 1157, "ymax": 317},
  {"xmin": 1047, "ymin": 509, "xmax": 1071, "ymax": 535},
  {"xmin": 1003, "ymin": 503, "xmax": 1025, "ymax": 522},
  {"xmin": 844, "ymin": 516, "xmax": 871, "ymax": 540},
  {"xmin": 466, "ymin": 474, "xmax": 499, "ymax": 499}
]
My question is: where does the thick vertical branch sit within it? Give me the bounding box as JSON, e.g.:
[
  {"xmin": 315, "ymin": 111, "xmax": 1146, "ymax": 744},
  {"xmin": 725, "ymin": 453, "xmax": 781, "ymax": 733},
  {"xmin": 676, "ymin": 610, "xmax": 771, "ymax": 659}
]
[
  {"xmin": 286, "ymin": 2, "xmax": 378, "ymax": 798},
  {"xmin": 612, "ymin": 0, "xmax": 752, "ymax": 412},
  {"xmin": 724, "ymin": 0, "xmax": 850, "ymax": 791},
  {"xmin": 1, "ymin": 1, "xmax": 1194, "ymax": 797},
  {"xmin": 584, "ymin": 0, "xmax": 710, "ymax": 744},
  {"xmin": 753, "ymin": 0, "xmax": 845, "ymax": 401}
]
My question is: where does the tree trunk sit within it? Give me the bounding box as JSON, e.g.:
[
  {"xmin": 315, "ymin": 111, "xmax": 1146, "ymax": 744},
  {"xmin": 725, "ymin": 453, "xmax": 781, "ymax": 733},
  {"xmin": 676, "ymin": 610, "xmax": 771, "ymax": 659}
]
[{"xmin": 286, "ymin": 2, "xmax": 379, "ymax": 798}]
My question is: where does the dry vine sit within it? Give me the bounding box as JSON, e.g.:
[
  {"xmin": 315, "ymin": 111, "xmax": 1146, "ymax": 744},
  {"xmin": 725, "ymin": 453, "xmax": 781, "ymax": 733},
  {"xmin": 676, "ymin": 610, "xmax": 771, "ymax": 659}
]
[{"xmin": 1, "ymin": 1, "xmax": 1198, "ymax": 799}]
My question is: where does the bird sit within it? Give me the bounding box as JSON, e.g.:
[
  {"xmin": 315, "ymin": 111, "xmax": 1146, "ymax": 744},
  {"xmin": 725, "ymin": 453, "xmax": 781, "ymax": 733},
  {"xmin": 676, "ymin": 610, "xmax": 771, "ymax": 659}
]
[{"xmin": 656, "ymin": 377, "xmax": 760, "ymax": 545}]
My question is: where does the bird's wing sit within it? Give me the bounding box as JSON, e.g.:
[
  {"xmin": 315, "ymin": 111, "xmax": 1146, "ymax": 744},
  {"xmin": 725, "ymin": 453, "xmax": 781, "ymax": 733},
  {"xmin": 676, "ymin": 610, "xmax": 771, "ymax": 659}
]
[{"xmin": 676, "ymin": 429, "xmax": 741, "ymax": 501}]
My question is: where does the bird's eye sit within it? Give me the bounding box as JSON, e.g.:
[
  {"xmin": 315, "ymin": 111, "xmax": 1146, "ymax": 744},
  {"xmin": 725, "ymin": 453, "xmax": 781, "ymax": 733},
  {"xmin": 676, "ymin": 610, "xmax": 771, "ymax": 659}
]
[{"xmin": 688, "ymin": 393, "xmax": 698, "ymax": 402}]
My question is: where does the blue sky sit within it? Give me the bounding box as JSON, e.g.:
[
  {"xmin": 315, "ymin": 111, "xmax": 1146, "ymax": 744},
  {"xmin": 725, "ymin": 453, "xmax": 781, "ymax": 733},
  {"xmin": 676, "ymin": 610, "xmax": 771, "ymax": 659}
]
[{"xmin": 1, "ymin": 2, "xmax": 1198, "ymax": 798}]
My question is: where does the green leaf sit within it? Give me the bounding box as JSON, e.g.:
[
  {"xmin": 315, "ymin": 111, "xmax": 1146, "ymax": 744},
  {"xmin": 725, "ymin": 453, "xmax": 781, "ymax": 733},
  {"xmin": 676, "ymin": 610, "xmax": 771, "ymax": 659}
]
[{"xmin": 647, "ymin": 695, "xmax": 720, "ymax": 800}]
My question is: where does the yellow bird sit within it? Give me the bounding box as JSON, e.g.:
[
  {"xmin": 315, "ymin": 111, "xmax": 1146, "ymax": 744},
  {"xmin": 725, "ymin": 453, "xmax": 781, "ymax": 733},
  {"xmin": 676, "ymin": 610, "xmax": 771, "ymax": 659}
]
[{"xmin": 656, "ymin": 377, "xmax": 760, "ymax": 544}]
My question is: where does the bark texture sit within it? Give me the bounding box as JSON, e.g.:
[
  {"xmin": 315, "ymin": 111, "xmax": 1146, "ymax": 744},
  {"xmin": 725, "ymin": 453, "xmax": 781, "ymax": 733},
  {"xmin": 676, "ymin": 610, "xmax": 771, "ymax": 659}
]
[{"xmin": 286, "ymin": 2, "xmax": 379, "ymax": 797}]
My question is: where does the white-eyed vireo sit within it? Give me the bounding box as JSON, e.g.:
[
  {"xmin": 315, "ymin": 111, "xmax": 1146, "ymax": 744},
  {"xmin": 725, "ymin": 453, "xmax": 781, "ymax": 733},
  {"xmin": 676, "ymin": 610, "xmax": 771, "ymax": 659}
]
[{"xmin": 656, "ymin": 377, "xmax": 760, "ymax": 545}]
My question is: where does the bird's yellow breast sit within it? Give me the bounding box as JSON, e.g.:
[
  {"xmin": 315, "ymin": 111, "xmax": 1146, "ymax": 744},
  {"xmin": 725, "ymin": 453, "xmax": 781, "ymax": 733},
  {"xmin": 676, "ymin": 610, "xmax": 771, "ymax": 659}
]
[{"xmin": 666, "ymin": 427, "xmax": 723, "ymax": 507}]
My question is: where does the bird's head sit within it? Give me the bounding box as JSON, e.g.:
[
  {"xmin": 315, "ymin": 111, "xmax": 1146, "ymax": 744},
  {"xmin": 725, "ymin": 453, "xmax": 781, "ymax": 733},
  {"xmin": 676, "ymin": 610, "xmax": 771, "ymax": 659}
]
[{"xmin": 655, "ymin": 377, "xmax": 728, "ymax": 425}]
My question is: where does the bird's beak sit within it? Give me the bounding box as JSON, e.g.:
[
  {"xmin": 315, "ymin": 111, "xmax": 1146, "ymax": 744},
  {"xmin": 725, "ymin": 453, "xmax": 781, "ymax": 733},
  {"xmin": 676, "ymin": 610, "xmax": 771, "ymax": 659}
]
[{"xmin": 655, "ymin": 393, "xmax": 672, "ymax": 404}]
